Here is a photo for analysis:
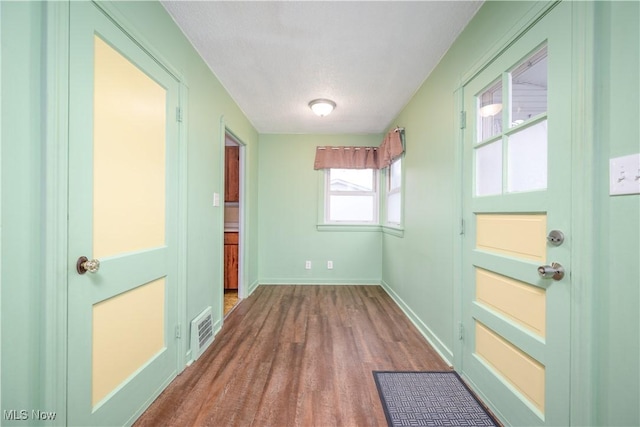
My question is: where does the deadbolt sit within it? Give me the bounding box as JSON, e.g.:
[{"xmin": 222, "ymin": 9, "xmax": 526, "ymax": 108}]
[
  {"xmin": 547, "ymin": 230, "xmax": 565, "ymax": 246},
  {"xmin": 77, "ymin": 256, "xmax": 100, "ymax": 274},
  {"xmin": 538, "ymin": 262, "xmax": 564, "ymax": 281}
]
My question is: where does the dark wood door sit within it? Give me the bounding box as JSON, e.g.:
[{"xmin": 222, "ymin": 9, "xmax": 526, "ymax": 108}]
[
  {"xmin": 225, "ymin": 146, "xmax": 240, "ymax": 202},
  {"xmin": 224, "ymin": 232, "xmax": 238, "ymax": 290}
]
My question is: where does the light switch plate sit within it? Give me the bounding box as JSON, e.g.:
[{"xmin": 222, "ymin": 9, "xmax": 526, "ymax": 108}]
[
  {"xmin": 213, "ymin": 192, "xmax": 220, "ymax": 206},
  {"xmin": 609, "ymin": 153, "xmax": 640, "ymax": 196}
]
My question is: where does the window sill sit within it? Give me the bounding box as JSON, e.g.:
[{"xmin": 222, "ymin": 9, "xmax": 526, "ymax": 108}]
[
  {"xmin": 317, "ymin": 224, "xmax": 382, "ymax": 232},
  {"xmin": 382, "ymin": 225, "xmax": 404, "ymax": 237}
]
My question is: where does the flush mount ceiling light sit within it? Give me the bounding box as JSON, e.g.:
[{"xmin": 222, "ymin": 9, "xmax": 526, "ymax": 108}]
[{"xmin": 309, "ymin": 99, "xmax": 336, "ymax": 117}]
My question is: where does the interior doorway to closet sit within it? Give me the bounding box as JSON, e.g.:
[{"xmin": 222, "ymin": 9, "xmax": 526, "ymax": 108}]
[{"xmin": 223, "ymin": 132, "xmax": 244, "ymax": 316}]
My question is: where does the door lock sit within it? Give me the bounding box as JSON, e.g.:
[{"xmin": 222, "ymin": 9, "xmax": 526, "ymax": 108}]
[
  {"xmin": 547, "ymin": 230, "xmax": 565, "ymax": 246},
  {"xmin": 538, "ymin": 262, "xmax": 564, "ymax": 281}
]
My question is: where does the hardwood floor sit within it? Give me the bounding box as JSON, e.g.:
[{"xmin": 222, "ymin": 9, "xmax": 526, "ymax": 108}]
[{"xmin": 134, "ymin": 285, "xmax": 450, "ymax": 427}]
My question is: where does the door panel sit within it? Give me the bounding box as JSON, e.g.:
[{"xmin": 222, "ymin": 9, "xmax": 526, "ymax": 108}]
[
  {"xmin": 68, "ymin": 3, "xmax": 179, "ymax": 425},
  {"xmin": 93, "ymin": 35, "xmax": 167, "ymax": 259},
  {"xmin": 461, "ymin": 3, "xmax": 571, "ymax": 426},
  {"xmin": 476, "ymin": 214, "xmax": 547, "ymax": 262},
  {"xmin": 92, "ymin": 278, "xmax": 166, "ymax": 406},
  {"xmin": 475, "ymin": 322, "xmax": 546, "ymax": 413},
  {"xmin": 476, "ymin": 268, "xmax": 546, "ymax": 337}
]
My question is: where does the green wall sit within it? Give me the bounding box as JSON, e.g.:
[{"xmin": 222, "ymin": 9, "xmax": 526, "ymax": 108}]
[
  {"xmin": 594, "ymin": 2, "xmax": 640, "ymax": 425},
  {"xmin": 258, "ymin": 134, "xmax": 383, "ymax": 285},
  {"xmin": 0, "ymin": 0, "xmax": 259, "ymax": 420},
  {"xmin": 105, "ymin": 0, "xmax": 260, "ymax": 328},
  {"xmin": 0, "ymin": 1, "xmax": 45, "ymax": 415},
  {"xmin": 381, "ymin": 0, "xmax": 540, "ymax": 366}
]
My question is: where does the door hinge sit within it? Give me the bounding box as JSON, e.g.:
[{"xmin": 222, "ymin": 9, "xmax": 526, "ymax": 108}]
[
  {"xmin": 460, "ymin": 218, "xmax": 465, "ymax": 236},
  {"xmin": 176, "ymin": 106, "xmax": 183, "ymax": 123},
  {"xmin": 175, "ymin": 324, "xmax": 182, "ymax": 339},
  {"xmin": 458, "ymin": 322, "xmax": 464, "ymax": 341},
  {"xmin": 460, "ymin": 111, "xmax": 466, "ymax": 129}
]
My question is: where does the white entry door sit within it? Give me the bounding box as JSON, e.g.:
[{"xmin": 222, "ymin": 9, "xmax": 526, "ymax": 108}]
[
  {"xmin": 460, "ymin": 3, "xmax": 572, "ymax": 426},
  {"xmin": 67, "ymin": 3, "xmax": 180, "ymax": 425}
]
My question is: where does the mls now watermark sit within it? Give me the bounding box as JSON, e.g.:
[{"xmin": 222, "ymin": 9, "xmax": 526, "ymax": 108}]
[{"xmin": 4, "ymin": 409, "xmax": 57, "ymax": 421}]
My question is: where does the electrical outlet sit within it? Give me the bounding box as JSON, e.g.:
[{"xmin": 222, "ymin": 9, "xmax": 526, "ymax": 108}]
[
  {"xmin": 327, "ymin": 261, "xmax": 333, "ymax": 269},
  {"xmin": 305, "ymin": 260, "xmax": 311, "ymax": 270}
]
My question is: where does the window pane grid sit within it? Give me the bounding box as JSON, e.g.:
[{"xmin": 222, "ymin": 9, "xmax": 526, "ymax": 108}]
[
  {"xmin": 474, "ymin": 44, "xmax": 548, "ymax": 197},
  {"xmin": 325, "ymin": 169, "xmax": 378, "ymax": 224}
]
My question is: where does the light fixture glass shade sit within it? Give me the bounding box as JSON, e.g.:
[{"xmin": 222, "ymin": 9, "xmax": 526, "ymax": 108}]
[
  {"xmin": 479, "ymin": 103, "xmax": 503, "ymax": 118},
  {"xmin": 309, "ymin": 99, "xmax": 336, "ymax": 117}
]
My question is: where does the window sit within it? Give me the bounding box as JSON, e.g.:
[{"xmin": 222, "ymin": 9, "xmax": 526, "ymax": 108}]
[
  {"xmin": 386, "ymin": 158, "xmax": 402, "ymax": 225},
  {"xmin": 325, "ymin": 168, "xmax": 378, "ymax": 224},
  {"xmin": 474, "ymin": 44, "xmax": 548, "ymax": 197}
]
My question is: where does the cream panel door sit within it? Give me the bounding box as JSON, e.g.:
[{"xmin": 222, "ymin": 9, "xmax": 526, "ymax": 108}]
[
  {"xmin": 460, "ymin": 3, "xmax": 572, "ymax": 426},
  {"xmin": 67, "ymin": 3, "xmax": 180, "ymax": 425}
]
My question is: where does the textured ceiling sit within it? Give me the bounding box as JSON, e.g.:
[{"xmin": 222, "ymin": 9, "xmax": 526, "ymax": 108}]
[{"xmin": 161, "ymin": 1, "xmax": 483, "ymax": 134}]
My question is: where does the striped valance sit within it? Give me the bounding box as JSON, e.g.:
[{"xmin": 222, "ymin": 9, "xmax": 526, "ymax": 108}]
[{"xmin": 313, "ymin": 129, "xmax": 404, "ymax": 170}]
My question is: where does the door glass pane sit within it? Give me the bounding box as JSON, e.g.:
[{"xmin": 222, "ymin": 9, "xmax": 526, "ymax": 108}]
[
  {"xmin": 477, "ymin": 79, "xmax": 503, "ymax": 141},
  {"xmin": 93, "ymin": 36, "xmax": 167, "ymax": 259},
  {"xmin": 475, "ymin": 141, "xmax": 502, "ymax": 197},
  {"xmin": 507, "ymin": 120, "xmax": 548, "ymax": 193},
  {"xmin": 329, "ymin": 169, "xmax": 374, "ymax": 192},
  {"xmin": 510, "ymin": 46, "xmax": 547, "ymax": 127}
]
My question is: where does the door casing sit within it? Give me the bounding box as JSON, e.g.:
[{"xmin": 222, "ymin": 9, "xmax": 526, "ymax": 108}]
[{"xmin": 220, "ymin": 123, "xmax": 248, "ymax": 323}]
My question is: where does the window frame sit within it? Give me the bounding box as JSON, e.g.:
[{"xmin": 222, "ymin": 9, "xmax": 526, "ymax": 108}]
[{"xmin": 317, "ymin": 168, "xmax": 380, "ymax": 229}]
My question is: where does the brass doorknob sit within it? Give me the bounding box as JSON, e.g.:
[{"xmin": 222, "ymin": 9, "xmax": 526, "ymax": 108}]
[{"xmin": 77, "ymin": 256, "xmax": 100, "ymax": 274}]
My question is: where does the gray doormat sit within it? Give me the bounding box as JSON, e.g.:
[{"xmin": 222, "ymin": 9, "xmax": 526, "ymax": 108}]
[{"xmin": 373, "ymin": 371, "xmax": 499, "ymax": 426}]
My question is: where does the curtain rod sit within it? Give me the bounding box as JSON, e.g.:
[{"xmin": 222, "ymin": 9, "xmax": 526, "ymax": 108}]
[
  {"xmin": 316, "ymin": 146, "xmax": 377, "ymax": 150},
  {"xmin": 393, "ymin": 127, "xmax": 405, "ymax": 133}
]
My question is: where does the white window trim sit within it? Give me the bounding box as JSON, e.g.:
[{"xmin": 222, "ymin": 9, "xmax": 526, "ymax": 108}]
[{"xmin": 321, "ymin": 168, "xmax": 380, "ymax": 226}]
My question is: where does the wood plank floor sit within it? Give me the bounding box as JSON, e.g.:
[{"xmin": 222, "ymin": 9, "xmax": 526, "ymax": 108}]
[{"xmin": 134, "ymin": 285, "xmax": 450, "ymax": 427}]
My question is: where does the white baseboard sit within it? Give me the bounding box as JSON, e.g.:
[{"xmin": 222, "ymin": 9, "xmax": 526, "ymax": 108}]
[{"xmin": 258, "ymin": 279, "xmax": 381, "ymax": 285}]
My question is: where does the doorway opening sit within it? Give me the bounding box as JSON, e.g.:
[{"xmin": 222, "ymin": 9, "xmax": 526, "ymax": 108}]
[{"xmin": 223, "ymin": 131, "xmax": 244, "ymax": 316}]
